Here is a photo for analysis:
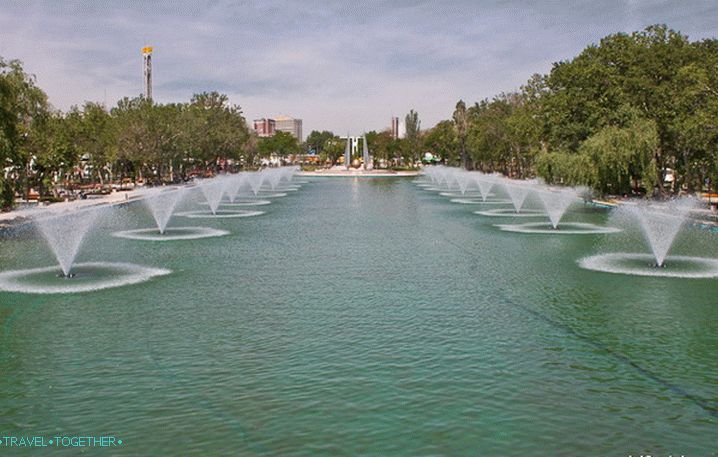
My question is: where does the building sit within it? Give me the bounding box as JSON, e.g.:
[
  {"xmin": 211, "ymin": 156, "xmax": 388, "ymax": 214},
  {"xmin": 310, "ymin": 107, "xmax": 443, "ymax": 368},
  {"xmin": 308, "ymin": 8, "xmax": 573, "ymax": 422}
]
[
  {"xmin": 253, "ymin": 118, "xmax": 275, "ymax": 137},
  {"xmin": 274, "ymin": 115, "xmax": 303, "ymax": 141},
  {"xmin": 391, "ymin": 116, "xmax": 400, "ymax": 140}
]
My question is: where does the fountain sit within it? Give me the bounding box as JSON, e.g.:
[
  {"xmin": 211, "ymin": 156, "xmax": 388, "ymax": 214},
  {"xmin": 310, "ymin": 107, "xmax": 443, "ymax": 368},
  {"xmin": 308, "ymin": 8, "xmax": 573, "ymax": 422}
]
[
  {"xmin": 630, "ymin": 199, "xmax": 697, "ymax": 267},
  {"xmin": 474, "ymin": 178, "xmax": 545, "ymax": 217},
  {"xmin": 113, "ymin": 185, "xmax": 230, "ymax": 241},
  {"xmin": 417, "ymin": 166, "xmax": 451, "ymax": 191},
  {"xmin": 224, "ymin": 172, "xmax": 247, "ymax": 203},
  {"xmin": 266, "ymin": 168, "xmax": 282, "ymax": 190},
  {"xmin": 177, "ymin": 209, "xmax": 265, "ymax": 219},
  {"xmin": 114, "ymin": 226, "xmax": 229, "ymax": 241},
  {"xmin": 141, "ymin": 187, "xmax": 186, "ymax": 234},
  {"xmin": 35, "ymin": 207, "xmax": 101, "ymax": 277},
  {"xmin": 450, "ymin": 197, "xmax": 509, "ymax": 205},
  {"xmin": 578, "ymin": 198, "xmax": 718, "ymax": 277},
  {"xmin": 0, "ymin": 262, "xmax": 171, "ymax": 294},
  {"xmin": 503, "ymin": 179, "xmax": 533, "ymax": 213},
  {"xmin": 233, "ymin": 167, "xmax": 301, "ymax": 196},
  {"xmin": 456, "ymin": 171, "xmax": 472, "ymax": 195},
  {"xmin": 247, "ymin": 172, "xmax": 265, "ymax": 195},
  {"xmin": 535, "ymin": 187, "xmax": 578, "ymax": 229},
  {"xmin": 199, "ymin": 176, "xmax": 228, "ymax": 215},
  {"xmin": 0, "ymin": 206, "xmax": 171, "ymax": 294},
  {"xmin": 496, "ymin": 221, "xmax": 622, "ymax": 235},
  {"xmin": 497, "ymin": 186, "xmax": 621, "ymax": 234},
  {"xmin": 475, "ymin": 175, "xmax": 496, "ymax": 202}
]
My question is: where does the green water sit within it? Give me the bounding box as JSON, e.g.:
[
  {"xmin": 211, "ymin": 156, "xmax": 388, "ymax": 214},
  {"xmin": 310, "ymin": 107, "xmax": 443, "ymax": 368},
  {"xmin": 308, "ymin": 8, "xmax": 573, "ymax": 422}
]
[{"xmin": 1, "ymin": 178, "xmax": 717, "ymax": 456}]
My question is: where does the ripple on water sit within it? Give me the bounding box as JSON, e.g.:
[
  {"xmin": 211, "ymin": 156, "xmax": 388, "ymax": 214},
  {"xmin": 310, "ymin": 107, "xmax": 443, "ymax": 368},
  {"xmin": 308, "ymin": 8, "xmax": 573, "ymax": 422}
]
[
  {"xmin": 210, "ymin": 199, "xmax": 273, "ymax": 207},
  {"xmin": 474, "ymin": 208, "xmax": 546, "ymax": 217},
  {"xmin": 450, "ymin": 198, "xmax": 511, "ymax": 205},
  {"xmin": 0, "ymin": 262, "xmax": 171, "ymax": 294},
  {"xmin": 439, "ymin": 191, "xmax": 495, "ymax": 198},
  {"xmin": 578, "ymin": 253, "xmax": 718, "ymax": 278},
  {"xmin": 496, "ymin": 222, "xmax": 622, "ymax": 235},
  {"xmin": 235, "ymin": 192, "xmax": 288, "ymax": 198},
  {"xmin": 112, "ymin": 226, "xmax": 230, "ymax": 241},
  {"xmin": 176, "ymin": 210, "xmax": 265, "ymax": 219}
]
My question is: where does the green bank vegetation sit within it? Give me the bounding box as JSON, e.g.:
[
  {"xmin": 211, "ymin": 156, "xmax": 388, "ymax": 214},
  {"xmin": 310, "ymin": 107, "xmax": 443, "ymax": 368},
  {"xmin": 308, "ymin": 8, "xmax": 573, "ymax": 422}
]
[
  {"xmin": 2, "ymin": 25, "xmax": 716, "ymax": 210},
  {"xmin": 0, "ymin": 61, "xmax": 302, "ymax": 210},
  {"xmin": 421, "ymin": 25, "xmax": 718, "ymax": 197},
  {"xmin": 307, "ymin": 26, "xmax": 717, "ymax": 196}
]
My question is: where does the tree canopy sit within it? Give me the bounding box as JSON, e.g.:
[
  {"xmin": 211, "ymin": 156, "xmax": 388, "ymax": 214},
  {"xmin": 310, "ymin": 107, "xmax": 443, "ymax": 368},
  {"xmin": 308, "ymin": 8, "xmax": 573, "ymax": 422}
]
[{"xmin": 421, "ymin": 24, "xmax": 718, "ymax": 196}]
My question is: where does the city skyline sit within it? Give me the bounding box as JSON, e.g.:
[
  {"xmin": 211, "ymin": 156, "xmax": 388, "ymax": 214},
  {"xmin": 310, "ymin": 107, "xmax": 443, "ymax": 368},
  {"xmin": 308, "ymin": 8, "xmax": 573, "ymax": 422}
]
[{"xmin": 1, "ymin": 1, "xmax": 717, "ymax": 137}]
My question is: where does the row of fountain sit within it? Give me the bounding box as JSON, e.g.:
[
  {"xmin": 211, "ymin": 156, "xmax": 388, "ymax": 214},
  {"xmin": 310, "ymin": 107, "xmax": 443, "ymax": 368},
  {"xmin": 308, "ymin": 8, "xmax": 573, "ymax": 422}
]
[
  {"xmin": 0, "ymin": 166, "xmax": 303, "ymax": 293},
  {"xmin": 419, "ymin": 166, "xmax": 718, "ymax": 278}
]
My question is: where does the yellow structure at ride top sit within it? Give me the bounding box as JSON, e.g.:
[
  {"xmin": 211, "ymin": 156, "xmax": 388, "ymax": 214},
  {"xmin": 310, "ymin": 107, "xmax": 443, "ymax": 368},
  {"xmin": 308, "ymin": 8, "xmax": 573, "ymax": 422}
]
[{"xmin": 142, "ymin": 46, "xmax": 153, "ymax": 99}]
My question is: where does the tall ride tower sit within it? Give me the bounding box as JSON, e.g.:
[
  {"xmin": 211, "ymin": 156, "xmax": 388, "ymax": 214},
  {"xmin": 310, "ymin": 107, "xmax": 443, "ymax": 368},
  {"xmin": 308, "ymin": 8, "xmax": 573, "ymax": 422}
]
[{"xmin": 142, "ymin": 46, "xmax": 153, "ymax": 100}]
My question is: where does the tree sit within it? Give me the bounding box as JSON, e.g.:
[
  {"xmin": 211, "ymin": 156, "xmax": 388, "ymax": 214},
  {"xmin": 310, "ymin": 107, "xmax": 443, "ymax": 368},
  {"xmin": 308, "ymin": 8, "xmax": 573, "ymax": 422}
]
[
  {"xmin": 258, "ymin": 131, "xmax": 300, "ymax": 158},
  {"xmin": 71, "ymin": 102, "xmax": 118, "ymax": 184},
  {"xmin": 365, "ymin": 130, "xmax": 396, "ymax": 166},
  {"xmin": 423, "ymin": 120, "xmax": 456, "ymax": 164},
  {"xmin": 304, "ymin": 130, "xmax": 335, "ymax": 155},
  {"xmin": 0, "ymin": 57, "xmax": 49, "ymax": 208},
  {"xmin": 112, "ymin": 97, "xmax": 181, "ymax": 183},
  {"xmin": 321, "ymin": 136, "xmax": 345, "ymax": 165},
  {"xmin": 186, "ymin": 91, "xmax": 249, "ymax": 169},
  {"xmin": 404, "ymin": 109, "xmax": 421, "ymax": 166},
  {"xmin": 536, "ymin": 111, "xmax": 659, "ymax": 195},
  {"xmin": 579, "ymin": 116, "xmax": 658, "ymax": 195},
  {"xmin": 452, "ymin": 100, "xmax": 469, "ymax": 168}
]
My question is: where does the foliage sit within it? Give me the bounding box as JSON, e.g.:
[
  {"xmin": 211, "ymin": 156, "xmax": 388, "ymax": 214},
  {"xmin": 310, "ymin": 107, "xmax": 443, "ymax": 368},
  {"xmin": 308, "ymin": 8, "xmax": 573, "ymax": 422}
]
[
  {"xmin": 258, "ymin": 131, "xmax": 300, "ymax": 158},
  {"xmin": 432, "ymin": 24, "xmax": 718, "ymax": 196},
  {"xmin": 304, "ymin": 130, "xmax": 335, "ymax": 155},
  {"xmin": 0, "ymin": 57, "xmax": 50, "ymax": 207},
  {"xmin": 452, "ymin": 100, "xmax": 469, "ymax": 168},
  {"xmin": 404, "ymin": 109, "xmax": 421, "ymax": 165},
  {"xmin": 1, "ymin": 65, "xmax": 253, "ymax": 208},
  {"xmin": 2, "ymin": 23, "xmax": 717, "ymax": 207},
  {"xmin": 423, "ymin": 120, "xmax": 456, "ymax": 164}
]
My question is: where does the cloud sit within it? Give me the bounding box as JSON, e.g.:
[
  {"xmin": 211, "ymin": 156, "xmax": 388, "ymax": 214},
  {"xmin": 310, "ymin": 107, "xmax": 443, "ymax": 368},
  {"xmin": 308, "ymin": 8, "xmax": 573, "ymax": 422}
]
[{"xmin": 1, "ymin": 0, "xmax": 716, "ymax": 138}]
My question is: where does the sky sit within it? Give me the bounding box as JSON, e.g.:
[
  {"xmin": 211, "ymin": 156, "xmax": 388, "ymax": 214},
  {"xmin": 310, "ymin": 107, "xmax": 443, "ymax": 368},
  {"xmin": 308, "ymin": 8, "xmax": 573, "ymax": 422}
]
[{"xmin": 1, "ymin": 1, "xmax": 717, "ymax": 139}]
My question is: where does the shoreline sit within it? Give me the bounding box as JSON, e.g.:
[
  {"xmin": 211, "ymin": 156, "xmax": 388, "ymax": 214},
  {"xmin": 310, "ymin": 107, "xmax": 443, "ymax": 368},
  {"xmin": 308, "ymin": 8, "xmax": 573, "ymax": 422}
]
[
  {"xmin": 0, "ymin": 189, "xmax": 145, "ymax": 229},
  {"xmin": 299, "ymin": 169, "xmax": 420, "ymax": 177}
]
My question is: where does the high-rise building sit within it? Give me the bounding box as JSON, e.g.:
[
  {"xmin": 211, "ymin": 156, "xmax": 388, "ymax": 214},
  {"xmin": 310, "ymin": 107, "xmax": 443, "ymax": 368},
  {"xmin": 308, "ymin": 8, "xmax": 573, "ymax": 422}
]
[
  {"xmin": 274, "ymin": 115, "xmax": 303, "ymax": 140},
  {"xmin": 391, "ymin": 116, "xmax": 399, "ymax": 139},
  {"xmin": 253, "ymin": 118, "xmax": 276, "ymax": 137}
]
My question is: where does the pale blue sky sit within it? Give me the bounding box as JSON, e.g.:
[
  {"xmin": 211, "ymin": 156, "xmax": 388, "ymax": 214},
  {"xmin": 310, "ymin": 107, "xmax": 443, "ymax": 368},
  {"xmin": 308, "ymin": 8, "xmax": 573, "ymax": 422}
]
[{"xmin": 1, "ymin": 1, "xmax": 716, "ymax": 138}]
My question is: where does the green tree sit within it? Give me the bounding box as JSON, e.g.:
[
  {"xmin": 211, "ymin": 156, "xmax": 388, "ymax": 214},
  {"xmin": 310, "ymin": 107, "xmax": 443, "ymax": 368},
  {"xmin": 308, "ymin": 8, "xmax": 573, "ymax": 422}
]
[
  {"xmin": 71, "ymin": 102, "xmax": 118, "ymax": 184},
  {"xmin": 304, "ymin": 130, "xmax": 335, "ymax": 155},
  {"xmin": 452, "ymin": 100, "xmax": 469, "ymax": 168},
  {"xmin": 0, "ymin": 57, "xmax": 49, "ymax": 208},
  {"xmin": 364, "ymin": 130, "xmax": 395, "ymax": 166},
  {"xmin": 578, "ymin": 116, "xmax": 658, "ymax": 195},
  {"xmin": 423, "ymin": 120, "xmax": 457, "ymax": 164},
  {"xmin": 258, "ymin": 131, "xmax": 300, "ymax": 158},
  {"xmin": 112, "ymin": 97, "xmax": 182, "ymax": 183},
  {"xmin": 186, "ymin": 91, "xmax": 249, "ymax": 170},
  {"xmin": 321, "ymin": 136, "xmax": 345, "ymax": 165},
  {"xmin": 404, "ymin": 109, "xmax": 421, "ymax": 166}
]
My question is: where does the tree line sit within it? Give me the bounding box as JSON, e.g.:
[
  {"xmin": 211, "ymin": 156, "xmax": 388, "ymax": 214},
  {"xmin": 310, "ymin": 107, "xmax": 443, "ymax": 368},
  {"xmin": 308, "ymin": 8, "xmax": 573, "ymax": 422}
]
[
  {"xmin": 420, "ymin": 25, "xmax": 718, "ymax": 197},
  {"xmin": 303, "ymin": 109, "xmax": 423, "ymax": 169},
  {"xmin": 3, "ymin": 24, "xmax": 716, "ymax": 210},
  {"xmin": 1, "ymin": 57, "xmax": 306, "ymax": 210}
]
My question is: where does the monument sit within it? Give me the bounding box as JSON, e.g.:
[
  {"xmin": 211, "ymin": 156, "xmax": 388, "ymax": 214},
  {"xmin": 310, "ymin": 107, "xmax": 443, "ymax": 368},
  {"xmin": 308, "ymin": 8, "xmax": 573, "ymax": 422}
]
[{"xmin": 343, "ymin": 134, "xmax": 372, "ymax": 170}]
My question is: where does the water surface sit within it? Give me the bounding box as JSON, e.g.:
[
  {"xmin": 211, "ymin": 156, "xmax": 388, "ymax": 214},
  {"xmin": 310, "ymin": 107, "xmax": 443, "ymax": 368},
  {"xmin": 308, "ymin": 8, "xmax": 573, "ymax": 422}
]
[{"xmin": 1, "ymin": 178, "xmax": 716, "ymax": 455}]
